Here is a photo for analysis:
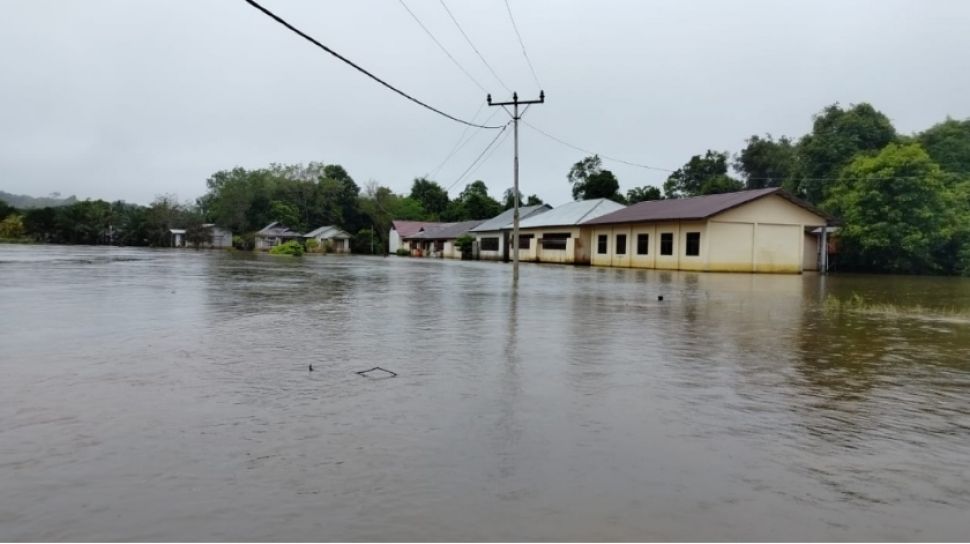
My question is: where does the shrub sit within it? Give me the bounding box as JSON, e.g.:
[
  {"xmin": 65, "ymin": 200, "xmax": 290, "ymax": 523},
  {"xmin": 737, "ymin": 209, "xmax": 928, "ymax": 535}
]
[
  {"xmin": 269, "ymin": 240, "xmax": 304, "ymax": 256},
  {"xmin": 305, "ymin": 238, "xmax": 320, "ymax": 253},
  {"xmin": 396, "ymin": 248, "xmax": 410, "ymax": 256},
  {"xmin": 233, "ymin": 233, "xmax": 255, "ymax": 250}
]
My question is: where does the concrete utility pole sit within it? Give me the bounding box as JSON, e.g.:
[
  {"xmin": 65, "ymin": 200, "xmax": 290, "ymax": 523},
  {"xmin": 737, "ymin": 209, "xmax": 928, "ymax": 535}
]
[{"xmin": 488, "ymin": 90, "xmax": 544, "ymax": 283}]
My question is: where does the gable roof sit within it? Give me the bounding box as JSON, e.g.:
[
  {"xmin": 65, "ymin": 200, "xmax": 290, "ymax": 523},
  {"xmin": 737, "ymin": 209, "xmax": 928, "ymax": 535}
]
[
  {"xmin": 581, "ymin": 188, "xmax": 834, "ymax": 225},
  {"xmin": 469, "ymin": 204, "xmax": 553, "ymax": 232},
  {"xmin": 515, "ymin": 199, "xmax": 626, "ymax": 229},
  {"xmin": 409, "ymin": 220, "xmax": 485, "ymax": 240},
  {"xmin": 303, "ymin": 225, "xmax": 351, "ymax": 239},
  {"xmin": 256, "ymin": 222, "xmax": 303, "ymax": 237},
  {"xmin": 392, "ymin": 220, "xmax": 442, "ymax": 239}
]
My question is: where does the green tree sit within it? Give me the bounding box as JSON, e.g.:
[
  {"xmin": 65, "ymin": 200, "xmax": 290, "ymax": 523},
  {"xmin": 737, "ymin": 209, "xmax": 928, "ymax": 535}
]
[
  {"xmin": 663, "ymin": 150, "xmax": 743, "ymax": 198},
  {"xmin": 796, "ymin": 102, "xmax": 897, "ymax": 203},
  {"xmin": 826, "ymin": 143, "xmax": 962, "ymax": 274},
  {"xmin": 917, "ymin": 118, "xmax": 970, "ymax": 175},
  {"xmin": 735, "ymin": 134, "xmax": 797, "ymax": 189},
  {"xmin": 0, "ymin": 199, "xmax": 15, "ymax": 221},
  {"xmin": 446, "ymin": 180, "xmax": 502, "ymax": 220},
  {"xmin": 626, "ymin": 185, "xmax": 663, "ymax": 203},
  {"xmin": 0, "ymin": 214, "xmax": 25, "ymax": 239},
  {"xmin": 501, "ymin": 189, "xmax": 543, "ymax": 210},
  {"xmin": 409, "ymin": 177, "xmax": 450, "ymax": 218},
  {"xmin": 567, "ymin": 155, "xmax": 623, "ymax": 201}
]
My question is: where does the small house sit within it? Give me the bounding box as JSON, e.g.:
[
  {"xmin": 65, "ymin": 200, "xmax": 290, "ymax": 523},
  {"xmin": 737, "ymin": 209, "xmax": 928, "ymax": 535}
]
[
  {"xmin": 169, "ymin": 228, "xmax": 186, "ymax": 248},
  {"xmin": 511, "ymin": 198, "xmax": 627, "ymax": 264},
  {"xmin": 254, "ymin": 222, "xmax": 303, "ymax": 250},
  {"xmin": 389, "ymin": 220, "xmax": 443, "ymax": 254},
  {"xmin": 581, "ymin": 188, "xmax": 834, "ymax": 273},
  {"xmin": 303, "ymin": 225, "xmax": 352, "ymax": 253},
  {"xmin": 468, "ymin": 204, "xmax": 552, "ymax": 261},
  {"xmin": 406, "ymin": 220, "xmax": 484, "ymax": 259},
  {"xmin": 202, "ymin": 224, "xmax": 232, "ymax": 249}
]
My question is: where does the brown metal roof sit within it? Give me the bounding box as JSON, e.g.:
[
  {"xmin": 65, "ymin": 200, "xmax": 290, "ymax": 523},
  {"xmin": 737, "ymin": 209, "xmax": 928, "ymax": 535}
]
[
  {"xmin": 407, "ymin": 220, "xmax": 485, "ymax": 240},
  {"xmin": 393, "ymin": 220, "xmax": 443, "ymax": 238},
  {"xmin": 581, "ymin": 188, "xmax": 834, "ymax": 225}
]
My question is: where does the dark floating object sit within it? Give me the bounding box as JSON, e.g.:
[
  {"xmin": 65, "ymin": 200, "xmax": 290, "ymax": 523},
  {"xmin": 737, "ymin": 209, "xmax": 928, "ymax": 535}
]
[
  {"xmin": 657, "ymin": 295, "xmax": 664, "ymax": 301},
  {"xmin": 309, "ymin": 364, "xmax": 314, "ymax": 372},
  {"xmin": 356, "ymin": 366, "xmax": 397, "ymax": 379}
]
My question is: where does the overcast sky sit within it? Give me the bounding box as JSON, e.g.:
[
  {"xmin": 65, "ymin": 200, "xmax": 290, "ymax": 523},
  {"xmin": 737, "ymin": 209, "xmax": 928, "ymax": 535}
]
[{"xmin": 2, "ymin": 0, "xmax": 969, "ymax": 206}]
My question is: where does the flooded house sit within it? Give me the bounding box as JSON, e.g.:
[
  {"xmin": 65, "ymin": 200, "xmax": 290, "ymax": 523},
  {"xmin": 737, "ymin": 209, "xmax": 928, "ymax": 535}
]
[
  {"xmin": 303, "ymin": 225, "xmax": 352, "ymax": 253},
  {"xmin": 202, "ymin": 224, "xmax": 232, "ymax": 249},
  {"xmin": 254, "ymin": 222, "xmax": 303, "ymax": 250},
  {"xmin": 468, "ymin": 204, "xmax": 553, "ymax": 261},
  {"xmin": 581, "ymin": 187, "xmax": 833, "ymax": 273},
  {"xmin": 389, "ymin": 220, "xmax": 442, "ymax": 254},
  {"xmin": 405, "ymin": 220, "xmax": 484, "ymax": 259},
  {"xmin": 511, "ymin": 198, "xmax": 627, "ymax": 264}
]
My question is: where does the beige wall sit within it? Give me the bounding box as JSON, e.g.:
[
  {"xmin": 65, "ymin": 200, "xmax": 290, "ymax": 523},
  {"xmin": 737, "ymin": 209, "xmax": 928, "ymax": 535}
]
[
  {"xmin": 475, "ymin": 232, "xmax": 504, "ymax": 261},
  {"xmin": 591, "ymin": 222, "xmax": 706, "ymax": 270},
  {"xmin": 589, "ymin": 195, "xmax": 827, "ymax": 274},
  {"xmin": 514, "ymin": 226, "xmax": 590, "ymax": 264}
]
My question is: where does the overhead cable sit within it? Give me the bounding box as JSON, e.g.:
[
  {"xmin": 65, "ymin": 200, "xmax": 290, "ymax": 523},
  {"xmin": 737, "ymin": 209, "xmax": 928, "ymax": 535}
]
[
  {"xmin": 242, "ymin": 0, "xmax": 503, "ymax": 129},
  {"xmin": 522, "ymin": 120, "xmax": 675, "ymax": 172},
  {"xmin": 397, "ymin": 0, "xmax": 490, "ymax": 94},
  {"xmin": 447, "ymin": 121, "xmax": 512, "ymax": 191},
  {"xmin": 438, "ymin": 0, "xmax": 513, "ymax": 94},
  {"xmin": 503, "ymin": 0, "xmax": 542, "ymax": 89}
]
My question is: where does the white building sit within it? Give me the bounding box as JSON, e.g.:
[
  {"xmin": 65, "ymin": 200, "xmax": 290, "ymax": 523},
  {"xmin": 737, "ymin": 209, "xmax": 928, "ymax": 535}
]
[
  {"xmin": 468, "ymin": 204, "xmax": 552, "ymax": 261},
  {"xmin": 303, "ymin": 225, "xmax": 352, "ymax": 253}
]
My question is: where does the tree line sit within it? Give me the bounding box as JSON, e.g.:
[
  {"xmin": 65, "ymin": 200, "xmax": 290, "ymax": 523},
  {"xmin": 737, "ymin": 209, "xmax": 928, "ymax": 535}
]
[
  {"xmin": 3, "ymin": 101, "xmax": 968, "ymax": 274},
  {"xmin": 0, "ymin": 161, "xmax": 541, "ymax": 254},
  {"xmin": 564, "ymin": 103, "xmax": 970, "ymax": 275}
]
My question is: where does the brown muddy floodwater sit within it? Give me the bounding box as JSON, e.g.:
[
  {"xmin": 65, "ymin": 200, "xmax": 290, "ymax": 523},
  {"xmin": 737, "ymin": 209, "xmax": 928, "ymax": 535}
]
[{"xmin": 1, "ymin": 244, "xmax": 970, "ymax": 541}]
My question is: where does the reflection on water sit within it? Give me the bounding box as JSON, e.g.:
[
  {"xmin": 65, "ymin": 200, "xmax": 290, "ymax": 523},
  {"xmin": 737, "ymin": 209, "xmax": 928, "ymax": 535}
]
[{"xmin": 1, "ymin": 244, "xmax": 969, "ymax": 540}]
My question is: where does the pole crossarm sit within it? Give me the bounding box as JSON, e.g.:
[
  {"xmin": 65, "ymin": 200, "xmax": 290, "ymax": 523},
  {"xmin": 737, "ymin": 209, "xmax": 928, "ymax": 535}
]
[{"xmin": 487, "ymin": 90, "xmax": 545, "ymax": 284}]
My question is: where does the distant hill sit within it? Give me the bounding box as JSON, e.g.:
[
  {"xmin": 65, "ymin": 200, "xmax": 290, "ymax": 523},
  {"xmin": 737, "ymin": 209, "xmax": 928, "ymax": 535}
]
[{"xmin": 0, "ymin": 190, "xmax": 78, "ymax": 209}]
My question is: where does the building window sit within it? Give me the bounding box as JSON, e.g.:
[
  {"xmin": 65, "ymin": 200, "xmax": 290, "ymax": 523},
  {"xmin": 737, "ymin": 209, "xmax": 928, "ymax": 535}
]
[
  {"xmin": 434, "ymin": 240, "xmax": 444, "ymax": 252},
  {"xmin": 541, "ymin": 232, "xmax": 570, "ymax": 250},
  {"xmin": 481, "ymin": 237, "xmax": 499, "ymax": 251},
  {"xmin": 517, "ymin": 234, "xmax": 533, "ymax": 250},
  {"xmin": 616, "ymin": 234, "xmax": 627, "ymax": 255},
  {"xmin": 660, "ymin": 233, "xmax": 673, "ymax": 255},
  {"xmin": 685, "ymin": 232, "xmax": 701, "ymax": 256},
  {"xmin": 597, "ymin": 234, "xmax": 608, "ymax": 254},
  {"xmin": 636, "ymin": 233, "xmax": 649, "ymax": 255}
]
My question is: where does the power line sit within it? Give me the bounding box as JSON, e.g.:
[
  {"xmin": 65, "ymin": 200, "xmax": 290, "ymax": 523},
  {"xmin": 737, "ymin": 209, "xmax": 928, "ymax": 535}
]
[
  {"xmin": 503, "ymin": 0, "xmax": 542, "ymax": 90},
  {"xmin": 446, "ymin": 121, "xmax": 512, "ymax": 191},
  {"xmin": 438, "ymin": 0, "xmax": 513, "ymax": 94},
  {"xmin": 451, "ymin": 122, "xmax": 513, "ymax": 188},
  {"xmin": 429, "ymin": 107, "xmax": 504, "ymax": 178},
  {"xmin": 397, "ymin": 0, "xmax": 489, "ymax": 94},
  {"xmin": 522, "ymin": 120, "xmax": 675, "ymax": 172},
  {"xmin": 242, "ymin": 0, "xmax": 503, "ymax": 130}
]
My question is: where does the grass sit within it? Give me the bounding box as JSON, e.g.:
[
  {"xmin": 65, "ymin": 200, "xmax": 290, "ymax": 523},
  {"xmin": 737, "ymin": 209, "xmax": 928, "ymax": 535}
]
[{"xmin": 824, "ymin": 292, "xmax": 970, "ymax": 323}]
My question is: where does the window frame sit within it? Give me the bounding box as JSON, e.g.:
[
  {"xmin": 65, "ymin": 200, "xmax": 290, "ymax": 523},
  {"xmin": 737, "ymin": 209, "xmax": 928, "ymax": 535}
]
[
  {"xmin": 597, "ymin": 234, "xmax": 608, "ymax": 255},
  {"xmin": 636, "ymin": 233, "xmax": 649, "ymax": 255},
  {"xmin": 540, "ymin": 232, "xmax": 571, "ymax": 251},
  {"xmin": 685, "ymin": 232, "xmax": 701, "ymax": 257},
  {"xmin": 660, "ymin": 232, "xmax": 674, "ymax": 256},
  {"xmin": 615, "ymin": 234, "xmax": 627, "ymax": 255},
  {"xmin": 480, "ymin": 237, "xmax": 499, "ymax": 251}
]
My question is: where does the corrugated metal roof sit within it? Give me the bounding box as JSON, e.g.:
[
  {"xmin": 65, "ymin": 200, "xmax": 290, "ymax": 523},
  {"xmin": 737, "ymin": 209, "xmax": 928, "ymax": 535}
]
[
  {"xmin": 514, "ymin": 199, "xmax": 626, "ymax": 229},
  {"xmin": 469, "ymin": 204, "xmax": 553, "ymax": 232},
  {"xmin": 581, "ymin": 188, "xmax": 832, "ymax": 225},
  {"xmin": 256, "ymin": 222, "xmax": 302, "ymax": 237},
  {"xmin": 409, "ymin": 220, "xmax": 484, "ymax": 240},
  {"xmin": 303, "ymin": 225, "xmax": 351, "ymax": 239},
  {"xmin": 392, "ymin": 220, "xmax": 442, "ymax": 238}
]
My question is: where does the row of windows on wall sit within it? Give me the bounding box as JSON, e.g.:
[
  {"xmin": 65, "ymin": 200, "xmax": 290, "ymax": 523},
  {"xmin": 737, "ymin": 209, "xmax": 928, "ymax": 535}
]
[{"xmin": 597, "ymin": 232, "xmax": 701, "ymax": 257}]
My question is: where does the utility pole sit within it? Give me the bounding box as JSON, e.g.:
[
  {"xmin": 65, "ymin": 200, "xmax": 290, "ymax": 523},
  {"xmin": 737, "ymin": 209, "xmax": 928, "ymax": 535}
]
[{"xmin": 488, "ymin": 90, "xmax": 544, "ymax": 283}]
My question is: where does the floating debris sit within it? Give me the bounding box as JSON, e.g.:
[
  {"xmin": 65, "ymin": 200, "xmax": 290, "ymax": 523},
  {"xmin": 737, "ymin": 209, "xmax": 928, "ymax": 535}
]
[
  {"xmin": 657, "ymin": 295, "xmax": 664, "ymax": 301},
  {"xmin": 308, "ymin": 364, "xmax": 314, "ymax": 372},
  {"xmin": 356, "ymin": 367, "xmax": 397, "ymax": 379}
]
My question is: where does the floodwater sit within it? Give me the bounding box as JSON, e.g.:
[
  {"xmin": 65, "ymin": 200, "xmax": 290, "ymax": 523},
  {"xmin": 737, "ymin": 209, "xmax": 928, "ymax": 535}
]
[{"xmin": 2, "ymin": 244, "xmax": 970, "ymax": 541}]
